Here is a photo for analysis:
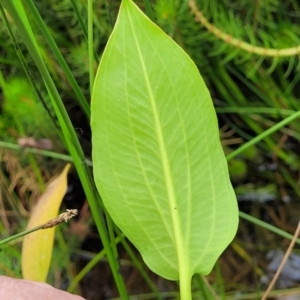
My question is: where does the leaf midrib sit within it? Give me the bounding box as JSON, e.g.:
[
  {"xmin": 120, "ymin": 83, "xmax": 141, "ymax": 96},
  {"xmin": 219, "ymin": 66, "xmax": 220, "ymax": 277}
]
[{"xmin": 126, "ymin": 5, "xmax": 187, "ymax": 273}]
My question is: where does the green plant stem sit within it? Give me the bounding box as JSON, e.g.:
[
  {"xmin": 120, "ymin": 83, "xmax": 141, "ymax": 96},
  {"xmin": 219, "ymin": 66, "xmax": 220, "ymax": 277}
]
[
  {"xmin": 0, "ymin": 225, "xmax": 43, "ymax": 246},
  {"xmin": 226, "ymin": 109, "xmax": 300, "ymax": 161},
  {"xmin": 239, "ymin": 212, "xmax": 300, "ymax": 245},
  {"xmin": 215, "ymin": 262, "xmax": 226, "ymax": 300},
  {"xmin": 179, "ymin": 265, "xmax": 192, "ymax": 300},
  {"xmin": 88, "ymin": 0, "xmax": 94, "ymax": 95},
  {"xmin": 0, "ymin": 141, "xmax": 92, "ymax": 166},
  {"xmin": 216, "ymin": 107, "xmax": 295, "ymax": 116},
  {"xmin": 106, "ymin": 212, "xmax": 118, "ymax": 259}
]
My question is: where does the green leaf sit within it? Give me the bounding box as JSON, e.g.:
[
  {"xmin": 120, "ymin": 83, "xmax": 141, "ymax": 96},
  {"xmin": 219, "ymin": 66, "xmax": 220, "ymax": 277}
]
[{"xmin": 91, "ymin": 0, "xmax": 238, "ymax": 281}]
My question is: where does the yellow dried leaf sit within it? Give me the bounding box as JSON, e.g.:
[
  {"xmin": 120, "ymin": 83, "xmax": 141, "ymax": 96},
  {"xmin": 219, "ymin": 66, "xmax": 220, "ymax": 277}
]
[{"xmin": 22, "ymin": 164, "xmax": 71, "ymax": 282}]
